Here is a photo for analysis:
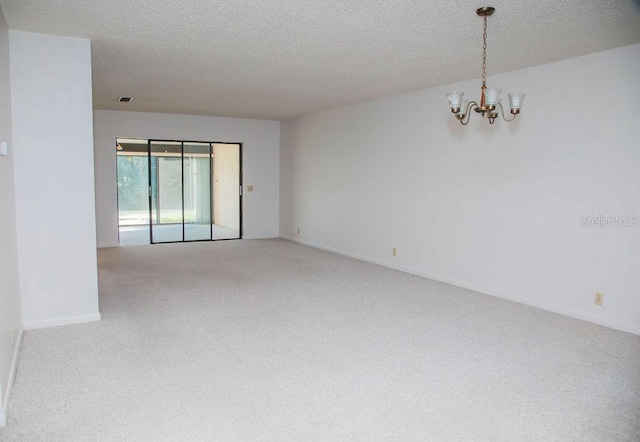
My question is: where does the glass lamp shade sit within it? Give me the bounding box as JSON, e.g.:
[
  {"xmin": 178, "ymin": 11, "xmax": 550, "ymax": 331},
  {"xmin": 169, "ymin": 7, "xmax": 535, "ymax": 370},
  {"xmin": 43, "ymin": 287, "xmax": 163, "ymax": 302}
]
[
  {"xmin": 446, "ymin": 92, "xmax": 464, "ymax": 109},
  {"xmin": 485, "ymin": 88, "xmax": 502, "ymax": 106},
  {"xmin": 507, "ymin": 92, "xmax": 526, "ymax": 110}
]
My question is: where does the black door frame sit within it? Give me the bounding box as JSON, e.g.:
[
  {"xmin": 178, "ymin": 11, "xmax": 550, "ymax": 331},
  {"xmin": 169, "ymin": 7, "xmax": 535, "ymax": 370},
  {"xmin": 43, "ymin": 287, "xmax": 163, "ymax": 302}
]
[{"xmin": 147, "ymin": 139, "xmax": 243, "ymax": 244}]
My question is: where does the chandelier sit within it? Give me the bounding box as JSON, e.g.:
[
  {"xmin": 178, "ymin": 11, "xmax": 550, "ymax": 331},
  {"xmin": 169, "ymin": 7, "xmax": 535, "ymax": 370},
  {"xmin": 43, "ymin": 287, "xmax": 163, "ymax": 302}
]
[{"xmin": 446, "ymin": 7, "xmax": 526, "ymax": 125}]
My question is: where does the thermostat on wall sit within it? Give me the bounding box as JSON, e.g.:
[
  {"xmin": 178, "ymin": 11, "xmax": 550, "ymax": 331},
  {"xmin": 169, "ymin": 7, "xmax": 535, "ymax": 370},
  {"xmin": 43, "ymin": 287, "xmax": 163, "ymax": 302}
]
[{"xmin": 0, "ymin": 141, "xmax": 8, "ymax": 156}]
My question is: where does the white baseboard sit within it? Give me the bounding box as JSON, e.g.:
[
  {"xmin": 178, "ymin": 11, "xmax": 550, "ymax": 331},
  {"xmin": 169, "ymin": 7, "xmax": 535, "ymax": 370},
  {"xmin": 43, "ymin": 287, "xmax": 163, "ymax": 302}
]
[
  {"xmin": 24, "ymin": 313, "xmax": 101, "ymax": 330},
  {"xmin": 280, "ymin": 235, "xmax": 640, "ymax": 336},
  {"xmin": 1, "ymin": 326, "xmax": 24, "ymax": 428},
  {"xmin": 97, "ymin": 242, "xmax": 118, "ymax": 248}
]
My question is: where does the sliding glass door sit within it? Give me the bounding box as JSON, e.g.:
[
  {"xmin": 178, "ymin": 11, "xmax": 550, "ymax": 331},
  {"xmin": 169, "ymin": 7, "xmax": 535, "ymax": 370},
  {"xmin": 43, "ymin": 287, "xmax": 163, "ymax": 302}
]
[
  {"xmin": 212, "ymin": 143, "xmax": 241, "ymax": 240},
  {"xmin": 116, "ymin": 139, "xmax": 150, "ymax": 245},
  {"xmin": 184, "ymin": 142, "xmax": 212, "ymax": 241},
  {"xmin": 150, "ymin": 141, "xmax": 183, "ymax": 243},
  {"xmin": 116, "ymin": 138, "xmax": 242, "ymax": 245}
]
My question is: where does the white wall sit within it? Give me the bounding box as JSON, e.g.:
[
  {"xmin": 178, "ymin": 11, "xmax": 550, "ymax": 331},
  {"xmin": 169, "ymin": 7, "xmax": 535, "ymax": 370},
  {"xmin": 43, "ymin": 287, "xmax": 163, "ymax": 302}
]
[
  {"xmin": 93, "ymin": 110, "xmax": 280, "ymax": 247},
  {"xmin": 0, "ymin": 9, "xmax": 21, "ymax": 428},
  {"xmin": 280, "ymin": 44, "xmax": 640, "ymax": 335},
  {"xmin": 10, "ymin": 31, "xmax": 100, "ymax": 329}
]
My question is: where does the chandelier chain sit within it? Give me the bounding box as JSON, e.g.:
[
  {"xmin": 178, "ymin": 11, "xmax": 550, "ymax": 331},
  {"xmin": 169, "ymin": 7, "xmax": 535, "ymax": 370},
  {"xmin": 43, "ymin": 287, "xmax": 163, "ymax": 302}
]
[{"xmin": 482, "ymin": 15, "xmax": 488, "ymax": 87}]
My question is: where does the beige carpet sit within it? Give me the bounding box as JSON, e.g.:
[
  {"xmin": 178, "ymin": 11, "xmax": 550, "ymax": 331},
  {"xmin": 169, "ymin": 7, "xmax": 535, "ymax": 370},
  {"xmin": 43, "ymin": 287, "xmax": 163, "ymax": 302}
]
[{"xmin": 2, "ymin": 239, "xmax": 639, "ymax": 440}]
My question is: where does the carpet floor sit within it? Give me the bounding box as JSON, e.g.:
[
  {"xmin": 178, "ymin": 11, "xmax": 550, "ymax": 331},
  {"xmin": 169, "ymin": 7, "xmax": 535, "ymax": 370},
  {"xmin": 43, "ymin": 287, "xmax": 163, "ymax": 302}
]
[{"xmin": 1, "ymin": 239, "xmax": 639, "ymax": 441}]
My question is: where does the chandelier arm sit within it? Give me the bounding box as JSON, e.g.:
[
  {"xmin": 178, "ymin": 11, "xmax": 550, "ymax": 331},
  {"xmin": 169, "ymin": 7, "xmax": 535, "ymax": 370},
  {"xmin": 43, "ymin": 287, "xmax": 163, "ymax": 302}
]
[
  {"xmin": 455, "ymin": 101, "xmax": 478, "ymax": 125},
  {"xmin": 497, "ymin": 102, "xmax": 517, "ymax": 122}
]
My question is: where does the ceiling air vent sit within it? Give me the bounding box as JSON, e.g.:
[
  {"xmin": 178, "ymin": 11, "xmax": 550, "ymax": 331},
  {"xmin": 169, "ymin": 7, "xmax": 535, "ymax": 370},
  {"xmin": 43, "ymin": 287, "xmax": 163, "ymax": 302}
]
[{"xmin": 117, "ymin": 96, "xmax": 133, "ymax": 102}]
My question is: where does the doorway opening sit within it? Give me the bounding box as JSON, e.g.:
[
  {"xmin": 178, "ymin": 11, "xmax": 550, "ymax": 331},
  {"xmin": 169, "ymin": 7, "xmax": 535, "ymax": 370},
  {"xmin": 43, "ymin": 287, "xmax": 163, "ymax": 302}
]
[{"xmin": 116, "ymin": 138, "xmax": 242, "ymax": 245}]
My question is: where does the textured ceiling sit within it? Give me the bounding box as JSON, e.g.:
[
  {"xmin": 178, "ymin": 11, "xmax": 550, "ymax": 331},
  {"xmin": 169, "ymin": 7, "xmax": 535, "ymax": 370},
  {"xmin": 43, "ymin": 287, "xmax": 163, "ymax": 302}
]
[{"xmin": 1, "ymin": 0, "xmax": 640, "ymax": 120}]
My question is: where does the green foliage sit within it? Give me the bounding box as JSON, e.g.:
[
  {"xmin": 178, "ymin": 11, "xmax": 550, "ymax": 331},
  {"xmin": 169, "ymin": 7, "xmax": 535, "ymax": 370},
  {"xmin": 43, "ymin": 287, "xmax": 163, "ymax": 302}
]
[{"xmin": 117, "ymin": 155, "xmax": 148, "ymax": 211}]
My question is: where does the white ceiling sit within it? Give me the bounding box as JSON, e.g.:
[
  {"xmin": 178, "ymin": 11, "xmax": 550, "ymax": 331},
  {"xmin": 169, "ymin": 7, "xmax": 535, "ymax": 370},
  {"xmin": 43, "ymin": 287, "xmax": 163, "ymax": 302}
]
[{"xmin": 1, "ymin": 0, "xmax": 639, "ymax": 121}]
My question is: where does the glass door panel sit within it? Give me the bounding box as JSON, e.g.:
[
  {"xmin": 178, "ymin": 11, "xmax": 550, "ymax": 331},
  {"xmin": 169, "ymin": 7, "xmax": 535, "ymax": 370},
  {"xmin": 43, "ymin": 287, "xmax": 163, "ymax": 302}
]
[
  {"xmin": 212, "ymin": 143, "xmax": 241, "ymax": 240},
  {"xmin": 116, "ymin": 138, "xmax": 150, "ymax": 246},
  {"xmin": 150, "ymin": 141, "xmax": 183, "ymax": 243},
  {"xmin": 184, "ymin": 143, "xmax": 212, "ymax": 241}
]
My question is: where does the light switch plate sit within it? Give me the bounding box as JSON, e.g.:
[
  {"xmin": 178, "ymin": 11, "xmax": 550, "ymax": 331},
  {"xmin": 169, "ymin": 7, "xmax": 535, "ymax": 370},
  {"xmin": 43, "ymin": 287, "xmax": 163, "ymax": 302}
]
[{"xmin": 0, "ymin": 141, "xmax": 8, "ymax": 156}]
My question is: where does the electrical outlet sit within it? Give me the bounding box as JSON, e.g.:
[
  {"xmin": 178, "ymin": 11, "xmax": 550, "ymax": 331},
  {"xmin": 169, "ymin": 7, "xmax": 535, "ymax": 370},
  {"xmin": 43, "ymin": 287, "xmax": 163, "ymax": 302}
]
[
  {"xmin": 594, "ymin": 292, "xmax": 604, "ymax": 306},
  {"xmin": 392, "ymin": 248, "xmax": 397, "ymax": 257}
]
